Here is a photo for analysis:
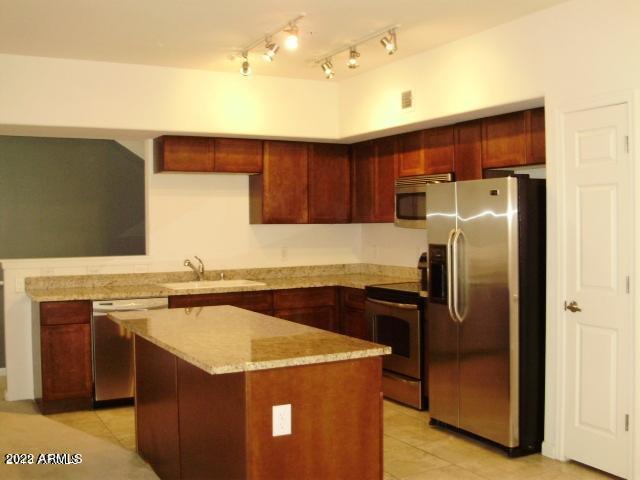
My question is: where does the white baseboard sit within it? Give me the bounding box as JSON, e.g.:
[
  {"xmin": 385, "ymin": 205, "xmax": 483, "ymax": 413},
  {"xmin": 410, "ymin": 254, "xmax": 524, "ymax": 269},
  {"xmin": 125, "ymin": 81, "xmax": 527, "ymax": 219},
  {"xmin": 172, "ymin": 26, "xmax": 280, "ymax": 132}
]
[{"xmin": 542, "ymin": 441, "xmax": 560, "ymax": 460}]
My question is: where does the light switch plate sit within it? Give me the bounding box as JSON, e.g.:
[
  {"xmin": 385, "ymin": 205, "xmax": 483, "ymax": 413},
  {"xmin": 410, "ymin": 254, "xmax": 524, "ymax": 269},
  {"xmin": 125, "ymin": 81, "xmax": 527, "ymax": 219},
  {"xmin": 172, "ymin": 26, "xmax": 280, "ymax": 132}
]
[{"xmin": 272, "ymin": 404, "xmax": 291, "ymax": 437}]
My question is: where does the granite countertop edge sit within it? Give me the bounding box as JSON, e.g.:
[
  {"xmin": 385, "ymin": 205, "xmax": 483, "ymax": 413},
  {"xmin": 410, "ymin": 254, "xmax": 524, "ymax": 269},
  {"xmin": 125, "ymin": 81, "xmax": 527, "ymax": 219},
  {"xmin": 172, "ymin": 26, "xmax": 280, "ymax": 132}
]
[{"xmin": 26, "ymin": 274, "xmax": 412, "ymax": 302}]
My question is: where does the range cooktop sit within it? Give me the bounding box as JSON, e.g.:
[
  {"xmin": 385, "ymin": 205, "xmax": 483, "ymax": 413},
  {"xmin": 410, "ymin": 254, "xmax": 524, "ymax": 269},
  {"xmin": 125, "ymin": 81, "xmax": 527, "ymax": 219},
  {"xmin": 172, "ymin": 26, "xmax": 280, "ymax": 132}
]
[{"xmin": 365, "ymin": 281, "xmax": 427, "ymax": 301}]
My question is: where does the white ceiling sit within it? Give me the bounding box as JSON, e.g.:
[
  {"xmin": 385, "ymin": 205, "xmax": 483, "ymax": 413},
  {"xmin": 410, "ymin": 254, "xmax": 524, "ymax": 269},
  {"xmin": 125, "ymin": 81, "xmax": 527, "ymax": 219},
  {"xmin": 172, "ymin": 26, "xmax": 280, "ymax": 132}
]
[{"xmin": 0, "ymin": 0, "xmax": 567, "ymax": 80}]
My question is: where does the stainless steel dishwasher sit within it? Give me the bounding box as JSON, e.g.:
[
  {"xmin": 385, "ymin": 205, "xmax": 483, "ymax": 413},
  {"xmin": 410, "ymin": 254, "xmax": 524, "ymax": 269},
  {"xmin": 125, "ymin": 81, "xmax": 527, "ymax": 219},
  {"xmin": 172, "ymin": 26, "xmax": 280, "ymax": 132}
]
[{"xmin": 91, "ymin": 297, "xmax": 168, "ymax": 407}]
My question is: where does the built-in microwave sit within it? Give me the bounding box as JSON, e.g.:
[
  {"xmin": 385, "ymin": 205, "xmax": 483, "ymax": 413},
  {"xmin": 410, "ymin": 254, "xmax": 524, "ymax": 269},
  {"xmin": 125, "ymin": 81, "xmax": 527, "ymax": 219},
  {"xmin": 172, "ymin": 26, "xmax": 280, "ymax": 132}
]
[{"xmin": 394, "ymin": 173, "xmax": 453, "ymax": 228}]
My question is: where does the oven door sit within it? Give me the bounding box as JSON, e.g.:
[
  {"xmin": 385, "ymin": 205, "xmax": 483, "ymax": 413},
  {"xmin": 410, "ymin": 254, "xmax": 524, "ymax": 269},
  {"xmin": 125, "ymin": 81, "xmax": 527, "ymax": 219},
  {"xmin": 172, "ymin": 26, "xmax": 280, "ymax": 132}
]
[
  {"xmin": 395, "ymin": 184, "xmax": 427, "ymax": 229},
  {"xmin": 366, "ymin": 298, "xmax": 421, "ymax": 379}
]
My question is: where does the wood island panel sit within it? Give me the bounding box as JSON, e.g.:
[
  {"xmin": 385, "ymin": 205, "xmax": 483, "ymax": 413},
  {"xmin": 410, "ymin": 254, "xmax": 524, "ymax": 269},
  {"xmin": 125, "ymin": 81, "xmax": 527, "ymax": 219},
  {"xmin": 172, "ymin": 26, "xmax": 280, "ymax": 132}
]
[
  {"xmin": 177, "ymin": 360, "xmax": 247, "ymax": 480},
  {"xmin": 246, "ymin": 357, "xmax": 383, "ymax": 480},
  {"xmin": 135, "ymin": 336, "xmax": 181, "ymax": 480}
]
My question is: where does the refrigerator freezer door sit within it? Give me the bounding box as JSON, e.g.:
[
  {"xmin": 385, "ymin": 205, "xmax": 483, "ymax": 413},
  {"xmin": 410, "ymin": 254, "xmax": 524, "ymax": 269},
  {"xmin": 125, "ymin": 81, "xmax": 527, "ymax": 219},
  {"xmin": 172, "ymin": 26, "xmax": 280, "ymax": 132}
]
[
  {"xmin": 455, "ymin": 177, "xmax": 519, "ymax": 447},
  {"xmin": 426, "ymin": 182, "xmax": 459, "ymax": 427}
]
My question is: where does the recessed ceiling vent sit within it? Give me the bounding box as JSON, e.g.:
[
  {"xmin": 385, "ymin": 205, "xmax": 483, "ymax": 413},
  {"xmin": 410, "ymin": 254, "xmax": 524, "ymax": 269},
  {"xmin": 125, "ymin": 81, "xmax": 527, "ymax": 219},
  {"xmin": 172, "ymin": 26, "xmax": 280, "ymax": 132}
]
[{"xmin": 401, "ymin": 90, "xmax": 413, "ymax": 110}]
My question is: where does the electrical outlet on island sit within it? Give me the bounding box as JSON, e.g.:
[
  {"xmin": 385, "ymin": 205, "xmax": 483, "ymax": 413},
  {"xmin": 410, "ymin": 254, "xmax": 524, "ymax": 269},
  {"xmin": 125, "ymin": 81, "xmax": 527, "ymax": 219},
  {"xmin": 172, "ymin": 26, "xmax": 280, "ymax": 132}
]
[{"xmin": 272, "ymin": 404, "xmax": 292, "ymax": 437}]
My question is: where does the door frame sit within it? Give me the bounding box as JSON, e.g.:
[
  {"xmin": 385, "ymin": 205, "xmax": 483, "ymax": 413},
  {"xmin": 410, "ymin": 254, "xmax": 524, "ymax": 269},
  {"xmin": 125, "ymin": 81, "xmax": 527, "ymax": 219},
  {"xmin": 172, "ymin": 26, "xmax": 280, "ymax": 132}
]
[{"xmin": 548, "ymin": 90, "xmax": 638, "ymax": 478}]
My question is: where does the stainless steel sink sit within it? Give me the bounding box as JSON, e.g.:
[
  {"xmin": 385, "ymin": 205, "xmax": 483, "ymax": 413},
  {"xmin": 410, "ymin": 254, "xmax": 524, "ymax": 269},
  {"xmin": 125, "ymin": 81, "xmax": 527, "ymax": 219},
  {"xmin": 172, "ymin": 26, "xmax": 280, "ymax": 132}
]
[{"xmin": 160, "ymin": 279, "xmax": 266, "ymax": 290}]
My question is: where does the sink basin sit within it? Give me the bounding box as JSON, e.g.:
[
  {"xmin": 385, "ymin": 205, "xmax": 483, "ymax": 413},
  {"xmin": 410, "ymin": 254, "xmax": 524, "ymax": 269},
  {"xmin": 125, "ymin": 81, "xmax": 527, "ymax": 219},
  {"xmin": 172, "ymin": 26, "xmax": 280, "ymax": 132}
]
[{"xmin": 160, "ymin": 279, "xmax": 266, "ymax": 290}]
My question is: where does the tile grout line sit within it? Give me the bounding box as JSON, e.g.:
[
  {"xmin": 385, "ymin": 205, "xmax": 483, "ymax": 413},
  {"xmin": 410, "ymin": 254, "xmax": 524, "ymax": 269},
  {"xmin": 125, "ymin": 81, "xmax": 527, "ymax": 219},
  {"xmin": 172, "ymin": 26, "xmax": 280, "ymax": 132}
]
[{"xmin": 94, "ymin": 411, "xmax": 131, "ymax": 451}]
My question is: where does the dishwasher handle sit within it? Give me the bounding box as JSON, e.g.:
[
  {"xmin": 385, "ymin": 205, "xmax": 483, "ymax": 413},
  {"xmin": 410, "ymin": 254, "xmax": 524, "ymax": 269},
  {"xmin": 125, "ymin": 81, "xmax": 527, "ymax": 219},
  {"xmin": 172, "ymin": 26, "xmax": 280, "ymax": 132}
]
[{"xmin": 92, "ymin": 298, "xmax": 168, "ymax": 313}]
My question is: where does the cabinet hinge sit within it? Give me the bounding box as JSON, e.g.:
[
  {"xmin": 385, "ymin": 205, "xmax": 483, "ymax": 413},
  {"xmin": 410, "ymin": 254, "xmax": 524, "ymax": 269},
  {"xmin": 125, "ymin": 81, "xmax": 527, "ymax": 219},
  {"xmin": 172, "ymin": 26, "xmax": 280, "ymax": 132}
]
[{"xmin": 625, "ymin": 414, "xmax": 630, "ymax": 432}]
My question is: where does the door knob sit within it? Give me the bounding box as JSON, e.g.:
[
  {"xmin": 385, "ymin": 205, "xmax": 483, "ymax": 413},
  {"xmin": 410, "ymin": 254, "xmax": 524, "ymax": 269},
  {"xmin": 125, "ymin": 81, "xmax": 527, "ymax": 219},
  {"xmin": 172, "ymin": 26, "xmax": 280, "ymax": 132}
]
[{"xmin": 564, "ymin": 300, "xmax": 582, "ymax": 313}]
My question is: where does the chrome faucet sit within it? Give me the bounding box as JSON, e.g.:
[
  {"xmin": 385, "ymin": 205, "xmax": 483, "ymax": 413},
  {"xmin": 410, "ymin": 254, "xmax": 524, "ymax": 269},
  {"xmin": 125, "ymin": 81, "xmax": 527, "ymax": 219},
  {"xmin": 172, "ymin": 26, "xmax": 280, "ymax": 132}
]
[{"xmin": 184, "ymin": 256, "xmax": 205, "ymax": 281}]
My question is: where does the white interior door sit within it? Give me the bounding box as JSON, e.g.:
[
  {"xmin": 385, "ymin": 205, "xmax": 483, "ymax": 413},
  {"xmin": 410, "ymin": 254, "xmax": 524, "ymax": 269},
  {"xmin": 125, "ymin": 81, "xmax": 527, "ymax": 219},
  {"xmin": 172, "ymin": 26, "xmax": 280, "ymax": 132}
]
[{"xmin": 563, "ymin": 102, "xmax": 632, "ymax": 478}]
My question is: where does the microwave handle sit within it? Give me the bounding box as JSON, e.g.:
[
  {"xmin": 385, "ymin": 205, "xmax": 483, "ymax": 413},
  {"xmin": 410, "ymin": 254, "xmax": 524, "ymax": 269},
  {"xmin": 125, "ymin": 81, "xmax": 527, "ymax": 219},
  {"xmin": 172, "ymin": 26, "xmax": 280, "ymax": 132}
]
[{"xmin": 366, "ymin": 298, "xmax": 418, "ymax": 310}]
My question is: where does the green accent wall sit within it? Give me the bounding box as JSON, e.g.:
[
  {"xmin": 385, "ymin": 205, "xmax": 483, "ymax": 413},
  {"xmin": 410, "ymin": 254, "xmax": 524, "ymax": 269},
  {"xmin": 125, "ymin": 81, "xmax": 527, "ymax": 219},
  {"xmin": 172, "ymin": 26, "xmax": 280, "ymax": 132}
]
[
  {"xmin": 0, "ymin": 136, "xmax": 145, "ymax": 258},
  {"xmin": 0, "ymin": 136, "xmax": 145, "ymax": 369}
]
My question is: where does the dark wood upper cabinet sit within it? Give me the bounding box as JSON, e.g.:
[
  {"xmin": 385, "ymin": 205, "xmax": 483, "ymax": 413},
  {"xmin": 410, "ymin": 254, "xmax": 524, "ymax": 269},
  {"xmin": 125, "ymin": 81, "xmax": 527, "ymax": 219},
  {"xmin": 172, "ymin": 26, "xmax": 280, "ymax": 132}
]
[
  {"xmin": 350, "ymin": 141, "xmax": 376, "ymax": 223},
  {"xmin": 454, "ymin": 120, "xmax": 483, "ymax": 181},
  {"xmin": 482, "ymin": 108, "xmax": 546, "ymax": 168},
  {"xmin": 528, "ymin": 107, "xmax": 546, "ymax": 165},
  {"xmin": 214, "ymin": 138, "xmax": 263, "ymax": 173},
  {"xmin": 424, "ymin": 126, "xmax": 454, "ymax": 174},
  {"xmin": 308, "ymin": 143, "xmax": 351, "ymax": 223},
  {"xmin": 155, "ymin": 136, "xmax": 214, "ymax": 172},
  {"xmin": 351, "ymin": 138, "xmax": 396, "ymax": 223},
  {"xmin": 397, "ymin": 131, "xmax": 425, "ymax": 177},
  {"xmin": 372, "ymin": 137, "xmax": 397, "ymax": 222},
  {"xmin": 250, "ymin": 141, "xmax": 308, "ymax": 224}
]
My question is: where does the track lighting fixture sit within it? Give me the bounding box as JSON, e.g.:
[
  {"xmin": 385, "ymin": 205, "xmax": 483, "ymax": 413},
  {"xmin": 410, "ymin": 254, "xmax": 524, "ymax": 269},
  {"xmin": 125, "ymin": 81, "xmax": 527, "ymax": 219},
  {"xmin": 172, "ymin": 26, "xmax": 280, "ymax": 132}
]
[
  {"xmin": 284, "ymin": 24, "xmax": 299, "ymax": 50},
  {"xmin": 236, "ymin": 14, "xmax": 304, "ymax": 75},
  {"xmin": 320, "ymin": 59, "xmax": 334, "ymax": 79},
  {"xmin": 347, "ymin": 47, "xmax": 360, "ymax": 69},
  {"xmin": 312, "ymin": 24, "xmax": 399, "ymax": 79},
  {"xmin": 380, "ymin": 29, "xmax": 397, "ymax": 55},
  {"xmin": 262, "ymin": 39, "xmax": 279, "ymax": 62},
  {"xmin": 240, "ymin": 52, "xmax": 251, "ymax": 76}
]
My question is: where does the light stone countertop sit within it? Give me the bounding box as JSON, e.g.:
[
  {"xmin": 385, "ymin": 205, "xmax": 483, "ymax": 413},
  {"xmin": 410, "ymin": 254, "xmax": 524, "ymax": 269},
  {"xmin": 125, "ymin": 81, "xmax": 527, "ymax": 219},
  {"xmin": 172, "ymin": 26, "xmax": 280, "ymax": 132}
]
[
  {"xmin": 26, "ymin": 273, "xmax": 413, "ymax": 302},
  {"xmin": 109, "ymin": 305, "xmax": 391, "ymax": 374}
]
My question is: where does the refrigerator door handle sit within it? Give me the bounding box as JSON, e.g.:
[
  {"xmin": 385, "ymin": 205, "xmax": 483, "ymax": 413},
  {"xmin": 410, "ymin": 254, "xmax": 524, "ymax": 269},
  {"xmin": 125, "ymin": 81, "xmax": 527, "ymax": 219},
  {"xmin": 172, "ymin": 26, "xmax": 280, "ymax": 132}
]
[
  {"xmin": 446, "ymin": 228, "xmax": 457, "ymax": 322},
  {"xmin": 452, "ymin": 228, "xmax": 465, "ymax": 323}
]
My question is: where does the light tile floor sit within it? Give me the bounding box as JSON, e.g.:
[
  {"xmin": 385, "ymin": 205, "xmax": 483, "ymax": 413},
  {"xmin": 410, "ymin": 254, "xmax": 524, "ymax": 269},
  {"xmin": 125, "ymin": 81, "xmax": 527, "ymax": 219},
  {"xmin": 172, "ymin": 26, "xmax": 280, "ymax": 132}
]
[{"xmin": 0, "ymin": 375, "xmax": 620, "ymax": 479}]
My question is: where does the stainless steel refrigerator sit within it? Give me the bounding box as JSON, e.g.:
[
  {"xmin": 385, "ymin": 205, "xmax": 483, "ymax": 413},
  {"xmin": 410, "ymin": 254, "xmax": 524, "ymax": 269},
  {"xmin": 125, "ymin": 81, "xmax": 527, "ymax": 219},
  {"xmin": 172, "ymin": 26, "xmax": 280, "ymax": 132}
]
[{"xmin": 426, "ymin": 176, "xmax": 545, "ymax": 456}]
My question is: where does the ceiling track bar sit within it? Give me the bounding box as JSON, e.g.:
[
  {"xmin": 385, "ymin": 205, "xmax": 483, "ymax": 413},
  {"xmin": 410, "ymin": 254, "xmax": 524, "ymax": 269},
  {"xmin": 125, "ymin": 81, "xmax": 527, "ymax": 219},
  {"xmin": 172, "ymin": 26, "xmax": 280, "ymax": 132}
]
[
  {"xmin": 310, "ymin": 23, "xmax": 400, "ymax": 64},
  {"xmin": 238, "ymin": 14, "xmax": 306, "ymax": 55}
]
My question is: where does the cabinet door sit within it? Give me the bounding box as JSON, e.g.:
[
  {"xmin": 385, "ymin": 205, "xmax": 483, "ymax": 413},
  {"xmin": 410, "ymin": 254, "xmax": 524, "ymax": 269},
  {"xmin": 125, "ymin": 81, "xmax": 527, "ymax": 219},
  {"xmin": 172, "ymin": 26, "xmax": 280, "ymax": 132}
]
[
  {"xmin": 40, "ymin": 300, "xmax": 91, "ymax": 326},
  {"xmin": 250, "ymin": 141, "xmax": 309, "ymax": 224},
  {"xmin": 482, "ymin": 111, "xmax": 528, "ymax": 168},
  {"xmin": 424, "ymin": 126, "xmax": 454, "ymax": 174},
  {"xmin": 373, "ymin": 137, "xmax": 397, "ymax": 223},
  {"xmin": 308, "ymin": 143, "xmax": 351, "ymax": 223},
  {"xmin": 341, "ymin": 306, "xmax": 370, "ymax": 341},
  {"xmin": 169, "ymin": 291, "xmax": 273, "ymax": 313},
  {"xmin": 454, "ymin": 120, "xmax": 483, "ymax": 181},
  {"xmin": 397, "ymin": 131, "xmax": 425, "ymax": 177},
  {"xmin": 154, "ymin": 136, "xmax": 214, "ymax": 172},
  {"xmin": 274, "ymin": 306, "xmax": 336, "ymax": 332},
  {"xmin": 350, "ymin": 141, "xmax": 375, "ymax": 223},
  {"xmin": 214, "ymin": 138, "xmax": 263, "ymax": 173},
  {"xmin": 41, "ymin": 324, "xmax": 92, "ymax": 401},
  {"xmin": 527, "ymin": 107, "xmax": 546, "ymax": 165}
]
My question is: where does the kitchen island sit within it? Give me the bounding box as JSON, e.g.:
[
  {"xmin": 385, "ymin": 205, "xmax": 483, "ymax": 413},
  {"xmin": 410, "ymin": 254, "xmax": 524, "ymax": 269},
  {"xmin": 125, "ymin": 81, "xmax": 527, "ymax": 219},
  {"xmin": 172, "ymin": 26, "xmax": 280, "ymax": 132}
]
[{"xmin": 109, "ymin": 305, "xmax": 390, "ymax": 480}]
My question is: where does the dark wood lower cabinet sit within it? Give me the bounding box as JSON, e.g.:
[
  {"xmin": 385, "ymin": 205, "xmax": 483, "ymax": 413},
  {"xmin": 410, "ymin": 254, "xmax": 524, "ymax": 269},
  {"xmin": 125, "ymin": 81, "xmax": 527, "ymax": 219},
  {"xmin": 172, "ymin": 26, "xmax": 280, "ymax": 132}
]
[
  {"xmin": 273, "ymin": 306, "xmax": 336, "ymax": 332},
  {"xmin": 168, "ymin": 286, "xmax": 370, "ymax": 339},
  {"xmin": 168, "ymin": 290, "xmax": 273, "ymax": 313},
  {"xmin": 339, "ymin": 287, "xmax": 369, "ymax": 341},
  {"xmin": 135, "ymin": 335, "xmax": 383, "ymax": 480},
  {"xmin": 33, "ymin": 300, "xmax": 93, "ymax": 414}
]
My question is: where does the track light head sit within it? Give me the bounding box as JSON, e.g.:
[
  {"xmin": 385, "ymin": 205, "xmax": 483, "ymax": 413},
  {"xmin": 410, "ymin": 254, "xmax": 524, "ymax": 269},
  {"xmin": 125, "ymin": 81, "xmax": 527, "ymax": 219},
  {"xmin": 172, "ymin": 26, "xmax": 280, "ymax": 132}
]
[
  {"xmin": 380, "ymin": 29, "xmax": 397, "ymax": 55},
  {"xmin": 240, "ymin": 52, "xmax": 251, "ymax": 76},
  {"xmin": 284, "ymin": 24, "xmax": 299, "ymax": 50},
  {"xmin": 320, "ymin": 59, "xmax": 334, "ymax": 79},
  {"xmin": 262, "ymin": 40, "xmax": 279, "ymax": 62},
  {"xmin": 347, "ymin": 47, "xmax": 360, "ymax": 69}
]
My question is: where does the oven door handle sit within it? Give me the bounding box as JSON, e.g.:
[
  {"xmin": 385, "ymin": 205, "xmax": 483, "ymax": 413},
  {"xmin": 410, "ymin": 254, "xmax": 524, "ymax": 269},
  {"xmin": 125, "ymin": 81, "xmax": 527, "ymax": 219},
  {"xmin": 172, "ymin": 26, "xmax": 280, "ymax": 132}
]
[{"xmin": 366, "ymin": 298, "xmax": 418, "ymax": 310}]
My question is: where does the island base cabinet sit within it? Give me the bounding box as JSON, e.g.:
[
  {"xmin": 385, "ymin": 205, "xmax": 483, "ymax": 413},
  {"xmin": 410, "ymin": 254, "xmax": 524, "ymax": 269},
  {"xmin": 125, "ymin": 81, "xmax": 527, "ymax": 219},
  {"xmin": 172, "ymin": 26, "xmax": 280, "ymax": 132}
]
[{"xmin": 135, "ymin": 335, "xmax": 383, "ymax": 480}]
